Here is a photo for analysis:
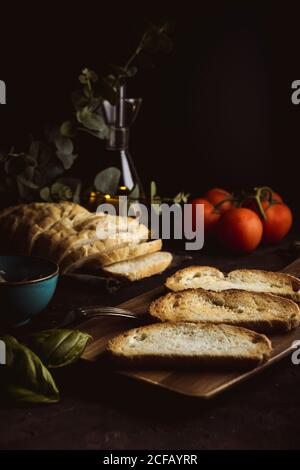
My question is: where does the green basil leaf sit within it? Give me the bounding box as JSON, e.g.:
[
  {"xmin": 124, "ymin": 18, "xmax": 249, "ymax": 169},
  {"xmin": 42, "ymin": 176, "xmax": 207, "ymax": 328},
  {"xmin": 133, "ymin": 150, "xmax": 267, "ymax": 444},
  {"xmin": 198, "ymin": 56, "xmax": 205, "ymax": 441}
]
[
  {"xmin": 27, "ymin": 329, "xmax": 92, "ymax": 368},
  {"xmin": 0, "ymin": 335, "xmax": 59, "ymax": 404}
]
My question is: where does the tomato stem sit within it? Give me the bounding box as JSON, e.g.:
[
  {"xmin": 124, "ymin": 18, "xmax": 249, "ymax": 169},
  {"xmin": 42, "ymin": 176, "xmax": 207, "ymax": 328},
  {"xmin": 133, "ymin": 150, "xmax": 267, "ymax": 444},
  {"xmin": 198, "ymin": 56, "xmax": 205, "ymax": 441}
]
[{"xmin": 253, "ymin": 187, "xmax": 271, "ymax": 221}]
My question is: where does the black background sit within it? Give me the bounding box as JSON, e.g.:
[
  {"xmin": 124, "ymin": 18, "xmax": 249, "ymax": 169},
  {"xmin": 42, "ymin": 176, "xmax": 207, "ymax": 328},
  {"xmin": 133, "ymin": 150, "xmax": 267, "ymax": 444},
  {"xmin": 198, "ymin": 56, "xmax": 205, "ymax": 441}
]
[{"xmin": 0, "ymin": 1, "xmax": 299, "ymax": 212}]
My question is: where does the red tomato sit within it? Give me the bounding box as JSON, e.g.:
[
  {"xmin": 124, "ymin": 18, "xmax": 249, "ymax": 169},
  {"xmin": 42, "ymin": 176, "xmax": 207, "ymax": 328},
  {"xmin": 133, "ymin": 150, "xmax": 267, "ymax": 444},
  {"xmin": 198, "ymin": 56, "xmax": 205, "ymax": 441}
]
[
  {"xmin": 217, "ymin": 208, "xmax": 263, "ymax": 253},
  {"xmin": 269, "ymin": 191, "xmax": 283, "ymax": 203},
  {"xmin": 244, "ymin": 198, "xmax": 292, "ymax": 244},
  {"xmin": 204, "ymin": 188, "xmax": 233, "ymax": 213},
  {"xmin": 261, "ymin": 203, "xmax": 292, "ymax": 244},
  {"xmin": 191, "ymin": 198, "xmax": 220, "ymax": 233}
]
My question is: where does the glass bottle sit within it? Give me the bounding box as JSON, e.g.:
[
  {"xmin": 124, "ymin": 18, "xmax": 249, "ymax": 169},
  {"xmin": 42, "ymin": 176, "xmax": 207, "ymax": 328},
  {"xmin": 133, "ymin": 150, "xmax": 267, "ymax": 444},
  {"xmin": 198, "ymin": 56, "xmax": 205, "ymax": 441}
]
[{"xmin": 101, "ymin": 84, "xmax": 145, "ymax": 199}]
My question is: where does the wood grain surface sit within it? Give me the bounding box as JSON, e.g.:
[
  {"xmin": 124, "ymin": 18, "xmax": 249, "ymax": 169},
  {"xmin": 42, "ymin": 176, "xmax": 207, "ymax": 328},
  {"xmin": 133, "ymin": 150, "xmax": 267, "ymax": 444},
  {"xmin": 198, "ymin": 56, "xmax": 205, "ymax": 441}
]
[{"xmin": 81, "ymin": 258, "xmax": 300, "ymax": 398}]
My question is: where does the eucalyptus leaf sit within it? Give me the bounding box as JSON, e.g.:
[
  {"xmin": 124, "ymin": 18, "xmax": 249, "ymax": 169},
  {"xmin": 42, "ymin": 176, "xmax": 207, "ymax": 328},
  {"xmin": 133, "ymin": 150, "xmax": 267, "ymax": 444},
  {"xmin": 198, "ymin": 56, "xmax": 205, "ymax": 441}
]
[
  {"xmin": 77, "ymin": 127, "xmax": 108, "ymax": 140},
  {"xmin": 77, "ymin": 106, "xmax": 108, "ymax": 135},
  {"xmin": 54, "ymin": 134, "xmax": 73, "ymax": 155},
  {"xmin": 56, "ymin": 150, "xmax": 77, "ymax": 170},
  {"xmin": 79, "ymin": 68, "xmax": 98, "ymax": 84},
  {"xmin": 44, "ymin": 161, "xmax": 65, "ymax": 181},
  {"xmin": 17, "ymin": 174, "xmax": 39, "ymax": 189},
  {"xmin": 83, "ymin": 85, "xmax": 91, "ymax": 99},
  {"xmin": 105, "ymin": 74, "xmax": 117, "ymax": 87},
  {"xmin": 0, "ymin": 335, "xmax": 59, "ymax": 404},
  {"xmin": 60, "ymin": 120, "xmax": 76, "ymax": 138},
  {"xmin": 24, "ymin": 154, "xmax": 37, "ymax": 167},
  {"xmin": 94, "ymin": 167, "xmax": 121, "ymax": 195},
  {"xmin": 78, "ymin": 74, "xmax": 88, "ymax": 85},
  {"xmin": 56, "ymin": 177, "xmax": 82, "ymax": 203},
  {"xmin": 70, "ymin": 89, "xmax": 89, "ymax": 110},
  {"xmin": 150, "ymin": 181, "xmax": 157, "ymax": 199},
  {"xmin": 51, "ymin": 182, "xmax": 73, "ymax": 201},
  {"xmin": 126, "ymin": 66, "xmax": 138, "ymax": 77},
  {"xmin": 40, "ymin": 186, "xmax": 51, "ymax": 202},
  {"xmin": 26, "ymin": 330, "xmax": 92, "ymax": 368}
]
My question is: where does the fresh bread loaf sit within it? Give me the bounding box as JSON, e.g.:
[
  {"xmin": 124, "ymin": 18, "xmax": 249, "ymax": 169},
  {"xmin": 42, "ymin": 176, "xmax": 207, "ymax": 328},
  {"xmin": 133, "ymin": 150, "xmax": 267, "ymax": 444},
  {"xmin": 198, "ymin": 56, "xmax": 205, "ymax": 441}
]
[
  {"xmin": 0, "ymin": 202, "xmax": 89, "ymax": 254},
  {"xmin": 106, "ymin": 321, "xmax": 272, "ymax": 369},
  {"xmin": 149, "ymin": 288, "xmax": 300, "ymax": 333},
  {"xmin": 166, "ymin": 266, "xmax": 300, "ymax": 302},
  {"xmin": 0, "ymin": 202, "xmax": 168, "ymax": 282},
  {"xmin": 102, "ymin": 251, "xmax": 173, "ymax": 281}
]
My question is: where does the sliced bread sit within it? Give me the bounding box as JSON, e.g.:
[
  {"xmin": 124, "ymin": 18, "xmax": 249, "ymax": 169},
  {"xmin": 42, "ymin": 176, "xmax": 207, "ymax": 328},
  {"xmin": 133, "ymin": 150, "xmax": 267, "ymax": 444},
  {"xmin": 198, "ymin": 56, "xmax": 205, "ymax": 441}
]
[
  {"xmin": 166, "ymin": 266, "xmax": 300, "ymax": 302},
  {"xmin": 84, "ymin": 239, "xmax": 163, "ymax": 269},
  {"xmin": 106, "ymin": 321, "xmax": 272, "ymax": 369},
  {"xmin": 102, "ymin": 251, "xmax": 173, "ymax": 281},
  {"xmin": 61, "ymin": 227, "xmax": 151, "ymax": 273},
  {"xmin": 149, "ymin": 288, "xmax": 300, "ymax": 333}
]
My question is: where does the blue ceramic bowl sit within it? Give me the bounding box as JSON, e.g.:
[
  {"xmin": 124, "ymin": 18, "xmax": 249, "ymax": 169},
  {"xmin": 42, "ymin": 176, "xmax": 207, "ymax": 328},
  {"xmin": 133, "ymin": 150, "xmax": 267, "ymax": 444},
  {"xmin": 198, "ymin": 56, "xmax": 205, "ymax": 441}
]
[{"xmin": 0, "ymin": 255, "xmax": 59, "ymax": 327}]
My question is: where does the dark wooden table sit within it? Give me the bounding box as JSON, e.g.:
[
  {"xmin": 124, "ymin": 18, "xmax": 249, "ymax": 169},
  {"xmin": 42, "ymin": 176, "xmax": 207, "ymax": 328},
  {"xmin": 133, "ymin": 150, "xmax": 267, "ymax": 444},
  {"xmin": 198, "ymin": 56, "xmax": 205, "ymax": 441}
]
[{"xmin": 1, "ymin": 239, "xmax": 300, "ymax": 450}]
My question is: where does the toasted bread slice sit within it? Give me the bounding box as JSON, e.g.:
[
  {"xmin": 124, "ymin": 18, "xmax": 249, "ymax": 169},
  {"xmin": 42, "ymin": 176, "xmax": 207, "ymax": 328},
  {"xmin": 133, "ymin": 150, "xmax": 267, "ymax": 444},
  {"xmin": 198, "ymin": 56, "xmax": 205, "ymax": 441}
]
[
  {"xmin": 166, "ymin": 266, "xmax": 300, "ymax": 302},
  {"xmin": 106, "ymin": 322, "xmax": 272, "ymax": 369},
  {"xmin": 102, "ymin": 251, "xmax": 173, "ymax": 281},
  {"xmin": 149, "ymin": 288, "xmax": 300, "ymax": 333}
]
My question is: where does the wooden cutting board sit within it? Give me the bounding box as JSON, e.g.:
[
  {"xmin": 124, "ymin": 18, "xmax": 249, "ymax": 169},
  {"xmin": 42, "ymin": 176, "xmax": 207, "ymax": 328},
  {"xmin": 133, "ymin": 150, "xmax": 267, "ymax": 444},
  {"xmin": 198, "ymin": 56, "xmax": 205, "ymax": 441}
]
[{"xmin": 81, "ymin": 257, "xmax": 300, "ymax": 398}]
